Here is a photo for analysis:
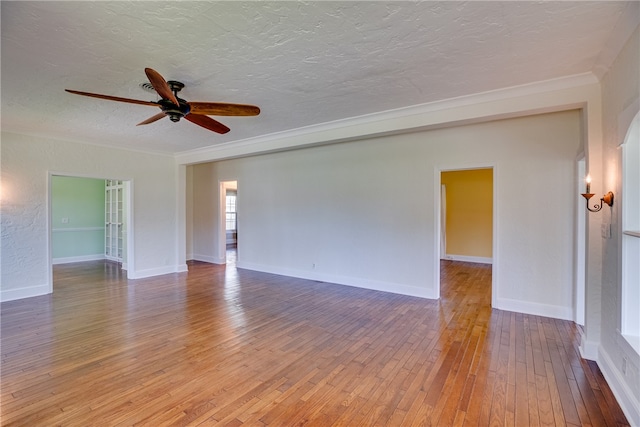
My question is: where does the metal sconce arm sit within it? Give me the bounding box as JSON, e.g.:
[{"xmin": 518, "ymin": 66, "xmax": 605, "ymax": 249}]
[{"xmin": 581, "ymin": 191, "xmax": 614, "ymax": 212}]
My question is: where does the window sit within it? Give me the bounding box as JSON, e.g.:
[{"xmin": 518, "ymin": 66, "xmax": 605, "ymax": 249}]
[
  {"xmin": 226, "ymin": 191, "xmax": 237, "ymax": 231},
  {"xmin": 621, "ymin": 111, "xmax": 640, "ymax": 354}
]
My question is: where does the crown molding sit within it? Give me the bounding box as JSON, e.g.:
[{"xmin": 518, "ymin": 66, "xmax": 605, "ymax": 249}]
[{"xmin": 175, "ymin": 72, "xmax": 599, "ymax": 165}]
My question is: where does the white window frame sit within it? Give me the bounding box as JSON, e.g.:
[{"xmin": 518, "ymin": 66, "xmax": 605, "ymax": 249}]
[
  {"xmin": 621, "ymin": 110, "xmax": 640, "ymax": 354},
  {"xmin": 226, "ymin": 190, "xmax": 237, "ymax": 232}
]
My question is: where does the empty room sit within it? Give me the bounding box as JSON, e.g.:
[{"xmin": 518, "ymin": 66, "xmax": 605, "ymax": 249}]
[{"xmin": 1, "ymin": 2, "xmax": 638, "ymax": 425}]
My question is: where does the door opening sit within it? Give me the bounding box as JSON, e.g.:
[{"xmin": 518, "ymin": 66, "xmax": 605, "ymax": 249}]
[
  {"xmin": 438, "ymin": 167, "xmax": 495, "ymax": 305},
  {"xmin": 219, "ymin": 180, "xmax": 238, "ymax": 265},
  {"xmin": 49, "ymin": 174, "xmax": 133, "ymax": 292}
]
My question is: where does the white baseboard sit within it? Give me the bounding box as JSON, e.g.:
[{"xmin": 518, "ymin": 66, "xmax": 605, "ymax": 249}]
[
  {"xmin": 52, "ymin": 254, "xmax": 105, "ymax": 265},
  {"xmin": 236, "ymin": 261, "xmax": 436, "ymax": 299},
  {"xmin": 192, "ymin": 254, "xmax": 225, "ymax": 264},
  {"xmin": 598, "ymin": 346, "xmax": 640, "ymax": 427},
  {"xmin": 442, "ymin": 254, "xmax": 492, "ymax": 264},
  {"xmin": 495, "ymin": 297, "xmax": 573, "ymax": 320},
  {"xmin": 579, "ymin": 337, "xmax": 600, "ymax": 361},
  {"xmin": 128, "ymin": 265, "xmax": 187, "ymax": 279},
  {"xmin": 1, "ymin": 283, "xmax": 50, "ymax": 302}
]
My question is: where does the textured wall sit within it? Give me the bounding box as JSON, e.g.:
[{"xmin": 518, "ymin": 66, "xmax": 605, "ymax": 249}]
[{"xmin": 1, "ymin": 132, "xmax": 180, "ymax": 301}]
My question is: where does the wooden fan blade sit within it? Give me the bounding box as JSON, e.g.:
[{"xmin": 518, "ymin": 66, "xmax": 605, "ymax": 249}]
[
  {"xmin": 188, "ymin": 102, "xmax": 260, "ymax": 117},
  {"xmin": 65, "ymin": 89, "xmax": 158, "ymax": 107},
  {"xmin": 144, "ymin": 68, "xmax": 180, "ymax": 106},
  {"xmin": 137, "ymin": 112, "xmax": 166, "ymax": 126},
  {"xmin": 185, "ymin": 114, "xmax": 230, "ymax": 134}
]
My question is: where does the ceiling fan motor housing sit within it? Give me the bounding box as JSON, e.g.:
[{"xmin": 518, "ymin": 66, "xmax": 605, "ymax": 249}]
[{"xmin": 158, "ymin": 98, "xmax": 190, "ymax": 121}]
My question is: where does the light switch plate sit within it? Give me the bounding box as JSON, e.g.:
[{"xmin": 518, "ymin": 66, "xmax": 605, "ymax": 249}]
[{"xmin": 601, "ymin": 223, "xmax": 611, "ymax": 239}]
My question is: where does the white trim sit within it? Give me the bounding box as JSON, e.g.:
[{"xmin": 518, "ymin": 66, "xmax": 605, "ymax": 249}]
[
  {"xmin": 176, "ymin": 73, "xmax": 598, "ymax": 164},
  {"xmin": 491, "ymin": 166, "xmax": 499, "ymax": 310},
  {"xmin": 47, "ymin": 173, "xmax": 54, "ymax": 296},
  {"xmin": 579, "ymin": 83, "xmax": 604, "ymax": 366},
  {"xmin": 237, "ymin": 261, "xmax": 436, "ymax": 299},
  {"xmin": 495, "ymin": 297, "xmax": 573, "ymax": 321},
  {"xmin": 441, "ymin": 254, "xmax": 492, "ymax": 264},
  {"xmin": 124, "ymin": 180, "xmax": 135, "ymax": 280},
  {"xmin": 192, "ymin": 254, "xmax": 225, "ymax": 265},
  {"xmin": 440, "ymin": 184, "xmax": 447, "ymax": 257},
  {"xmin": 1, "ymin": 284, "xmax": 50, "ymax": 302},
  {"xmin": 434, "ymin": 169, "xmax": 442, "ymax": 300},
  {"xmin": 621, "ymin": 334, "xmax": 640, "ymax": 355},
  {"xmin": 575, "ymin": 157, "xmax": 587, "ymax": 326},
  {"xmin": 53, "ymin": 254, "xmax": 105, "ymax": 265},
  {"xmin": 579, "ymin": 336, "xmax": 600, "ymax": 361},
  {"xmin": 598, "ymin": 346, "xmax": 640, "ymax": 427},
  {"xmin": 127, "ymin": 265, "xmax": 187, "ymax": 280},
  {"xmin": 620, "ymin": 112, "xmax": 640, "ymax": 343},
  {"xmin": 52, "ymin": 227, "xmax": 103, "ymax": 232}
]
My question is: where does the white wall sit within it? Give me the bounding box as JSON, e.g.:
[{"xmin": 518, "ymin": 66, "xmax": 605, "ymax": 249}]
[
  {"xmin": 191, "ymin": 110, "xmax": 581, "ymax": 317},
  {"xmin": 597, "ymin": 22, "xmax": 640, "ymax": 425},
  {"xmin": 0, "ymin": 132, "xmax": 184, "ymax": 301}
]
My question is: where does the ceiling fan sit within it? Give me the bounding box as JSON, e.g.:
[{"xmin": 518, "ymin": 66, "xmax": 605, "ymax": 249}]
[{"xmin": 65, "ymin": 68, "xmax": 260, "ymax": 134}]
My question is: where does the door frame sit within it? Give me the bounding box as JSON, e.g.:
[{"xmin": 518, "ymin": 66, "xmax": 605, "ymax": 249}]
[
  {"xmin": 47, "ymin": 172, "xmax": 134, "ymax": 292},
  {"xmin": 435, "ymin": 164, "xmax": 497, "ymax": 307},
  {"xmin": 575, "ymin": 157, "xmax": 586, "ymax": 325}
]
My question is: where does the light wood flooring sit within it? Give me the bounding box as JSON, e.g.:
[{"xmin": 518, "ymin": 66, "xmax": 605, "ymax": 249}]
[{"xmin": 1, "ymin": 257, "xmax": 629, "ymax": 426}]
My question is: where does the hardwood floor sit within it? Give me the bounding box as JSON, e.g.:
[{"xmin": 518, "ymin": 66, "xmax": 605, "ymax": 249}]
[{"xmin": 1, "ymin": 259, "xmax": 629, "ymax": 426}]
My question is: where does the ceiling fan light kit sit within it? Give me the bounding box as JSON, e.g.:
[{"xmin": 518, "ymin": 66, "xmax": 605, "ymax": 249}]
[{"xmin": 65, "ymin": 68, "xmax": 260, "ymax": 135}]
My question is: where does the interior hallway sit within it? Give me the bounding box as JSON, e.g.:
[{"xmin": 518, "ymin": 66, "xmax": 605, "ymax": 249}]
[{"xmin": 0, "ymin": 259, "xmax": 628, "ymax": 426}]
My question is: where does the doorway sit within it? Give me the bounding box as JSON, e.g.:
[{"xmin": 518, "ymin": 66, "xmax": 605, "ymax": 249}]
[
  {"xmin": 438, "ymin": 167, "xmax": 495, "ymax": 305},
  {"xmin": 219, "ymin": 180, "xmax": 238, "ymax": 265},
  {"xmin": 48, "ymin": 173, "xmax": 133, "ymax": 292}
]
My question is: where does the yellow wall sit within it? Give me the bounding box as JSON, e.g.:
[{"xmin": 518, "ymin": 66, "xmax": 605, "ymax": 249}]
[{"xmin": 441, "ymin": 168, "xmax": 493, "ymax": 258}]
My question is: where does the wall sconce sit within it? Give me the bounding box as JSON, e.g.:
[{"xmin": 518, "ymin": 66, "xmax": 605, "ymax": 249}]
[{"xmin": 581, "ymin": 175, "xmax": 614, "ymax": 212}]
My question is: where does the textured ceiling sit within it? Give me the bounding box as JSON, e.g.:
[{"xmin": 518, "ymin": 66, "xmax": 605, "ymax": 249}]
[{"xmin": 0, "ymin": 1, "xmax": 628, "ymax": 155}]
